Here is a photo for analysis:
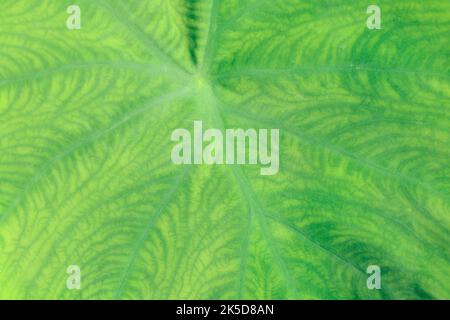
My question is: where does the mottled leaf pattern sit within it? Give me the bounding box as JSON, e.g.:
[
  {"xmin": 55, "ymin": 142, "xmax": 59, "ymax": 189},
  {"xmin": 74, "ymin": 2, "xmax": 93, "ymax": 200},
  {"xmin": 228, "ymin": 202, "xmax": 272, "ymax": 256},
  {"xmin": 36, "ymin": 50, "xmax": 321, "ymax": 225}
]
[{"xmin": 0, "ymin": 0, "xmax": 449, "ymax": 299}]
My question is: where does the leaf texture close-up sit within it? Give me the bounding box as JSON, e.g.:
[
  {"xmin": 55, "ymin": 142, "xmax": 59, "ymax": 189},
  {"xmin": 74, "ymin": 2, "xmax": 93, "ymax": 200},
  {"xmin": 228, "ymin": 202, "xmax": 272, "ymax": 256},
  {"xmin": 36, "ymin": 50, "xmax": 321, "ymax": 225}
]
[{"xmin": 0, "ymin": 0, "xmax": 449, "ymax": 299}]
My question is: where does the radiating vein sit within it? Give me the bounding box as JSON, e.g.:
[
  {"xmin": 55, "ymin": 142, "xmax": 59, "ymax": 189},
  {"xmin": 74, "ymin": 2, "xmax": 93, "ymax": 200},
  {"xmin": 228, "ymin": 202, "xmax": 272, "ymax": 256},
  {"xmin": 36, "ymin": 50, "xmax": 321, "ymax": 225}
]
[
  {"xmin": 114, "ymin": 166, "xmax": 191, "ymax": 299},
  {"xmin": 0, "ymin": 87, "xmax": 192, "ymax": 224},
  {"xmin": 94, "ymin": 0, "xmax": 193, "ymax": 75}
]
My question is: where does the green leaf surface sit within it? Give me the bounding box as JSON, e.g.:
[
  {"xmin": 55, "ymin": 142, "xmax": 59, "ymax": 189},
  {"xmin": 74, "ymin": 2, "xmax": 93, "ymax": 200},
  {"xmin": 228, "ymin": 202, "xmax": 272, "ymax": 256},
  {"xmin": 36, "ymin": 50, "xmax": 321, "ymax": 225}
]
[{"xmin": 0, "ymin": 0, "xmax": 449, "ymax": 299}]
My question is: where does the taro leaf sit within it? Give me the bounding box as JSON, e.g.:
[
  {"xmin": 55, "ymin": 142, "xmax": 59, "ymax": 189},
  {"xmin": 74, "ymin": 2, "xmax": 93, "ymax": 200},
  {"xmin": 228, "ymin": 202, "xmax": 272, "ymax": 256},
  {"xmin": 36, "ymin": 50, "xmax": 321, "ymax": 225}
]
[{"xmin": 0, "ymin": 0, "xmax": 449, "ymax": 299}]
